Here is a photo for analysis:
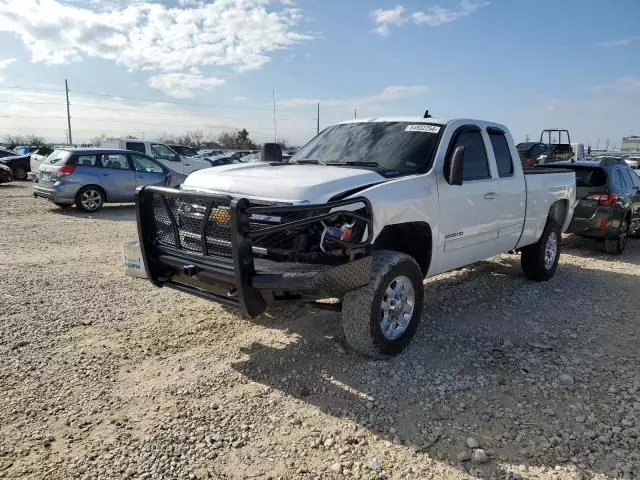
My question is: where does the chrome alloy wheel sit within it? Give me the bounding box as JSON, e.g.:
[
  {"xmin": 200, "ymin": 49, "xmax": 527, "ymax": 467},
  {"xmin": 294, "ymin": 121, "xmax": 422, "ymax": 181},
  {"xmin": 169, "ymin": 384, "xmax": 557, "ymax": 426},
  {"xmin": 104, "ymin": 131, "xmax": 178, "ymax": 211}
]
[
  {"xmin": 544, "ymin": 230, "xmax": 558, "ymax": 270},
  {"xmin": 379, "ymin": 275, "xmax": 415, "ymax": 340}
]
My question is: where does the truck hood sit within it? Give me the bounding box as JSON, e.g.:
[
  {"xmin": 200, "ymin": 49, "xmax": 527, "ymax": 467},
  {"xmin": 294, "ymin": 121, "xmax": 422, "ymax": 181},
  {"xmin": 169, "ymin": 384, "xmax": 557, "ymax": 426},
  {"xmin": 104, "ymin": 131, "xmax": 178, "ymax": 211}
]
[{"xmin": 181, "ymin": 162, "xmax": 386, "ymax": 203}]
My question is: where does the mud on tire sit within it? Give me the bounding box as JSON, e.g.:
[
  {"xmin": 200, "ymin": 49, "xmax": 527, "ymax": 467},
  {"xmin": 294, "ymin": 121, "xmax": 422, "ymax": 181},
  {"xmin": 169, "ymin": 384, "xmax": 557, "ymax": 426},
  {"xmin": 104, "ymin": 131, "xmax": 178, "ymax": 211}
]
[{"xmin": 341, "ymin": 250, "xmax": 424, "ymax": 358}]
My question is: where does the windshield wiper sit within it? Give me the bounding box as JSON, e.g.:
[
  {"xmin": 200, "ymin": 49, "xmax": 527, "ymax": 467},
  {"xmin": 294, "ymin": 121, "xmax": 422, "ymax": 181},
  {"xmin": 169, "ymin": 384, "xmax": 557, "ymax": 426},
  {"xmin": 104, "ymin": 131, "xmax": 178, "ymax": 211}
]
[
  {"xmin": 326, "ymin": 161, "xmax": 381, "ymax": 168},
  {"xmin": 291, "ymin": 159, "xmax": 326, "ymax": 165}
]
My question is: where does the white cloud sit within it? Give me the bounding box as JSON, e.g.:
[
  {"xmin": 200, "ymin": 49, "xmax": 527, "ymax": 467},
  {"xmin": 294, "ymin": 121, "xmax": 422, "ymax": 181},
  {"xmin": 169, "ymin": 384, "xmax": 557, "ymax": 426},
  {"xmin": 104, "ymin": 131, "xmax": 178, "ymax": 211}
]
[
  {"xmin": 147, "ymin": 73, "xmax": 226, "ymax": 99},
  {"xmin": 0, "ymin": 57, "xmax": 15, "ymax": 81},
  {"xmin": 371, "ymin": 5, "xmax": 406, "ymax": 36},
  {"xmin": 590, "ymin": 76, "xmax": 640, "ymax": 93},
  {"xmin": 0, "ymin": 0, "xmax": 312, "ymax": 75},
  {"xmin": 596, "ymin": 36, "xmax": 640, "ymax": 47},
  {"xmin": 371, "ymin": 1, "xmax": 488, "ymax": 36},
  {"xmin": 278, "ymin": 85, "xmax": 428, "ymax": 108},
  {"xmin": 411, "ymin": 0, "xmax": 489, "ymax": 26}
]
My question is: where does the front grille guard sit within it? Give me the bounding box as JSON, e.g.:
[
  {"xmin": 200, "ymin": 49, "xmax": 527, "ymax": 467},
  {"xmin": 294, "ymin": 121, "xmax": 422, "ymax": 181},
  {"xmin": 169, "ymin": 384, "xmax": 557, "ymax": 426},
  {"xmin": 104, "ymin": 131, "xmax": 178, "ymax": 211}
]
[{"xmin": 136, "ymin": 186, "xmax": 373, "ymax": 316}]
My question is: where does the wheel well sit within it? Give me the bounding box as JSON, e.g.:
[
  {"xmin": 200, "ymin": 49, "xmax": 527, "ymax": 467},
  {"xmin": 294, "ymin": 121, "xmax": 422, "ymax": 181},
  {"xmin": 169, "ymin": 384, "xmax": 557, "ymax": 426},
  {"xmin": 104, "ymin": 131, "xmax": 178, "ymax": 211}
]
[
  {"xmin": 77, "ymin": 184, "xmax": 107, "ymax": 201},
  {"xmin": 373, "ymin": 222, "xmax": 432, "ymax": 276},
  {"xmin": 548, "ymin": 200, "xmax": 569, "ymax": 227}
]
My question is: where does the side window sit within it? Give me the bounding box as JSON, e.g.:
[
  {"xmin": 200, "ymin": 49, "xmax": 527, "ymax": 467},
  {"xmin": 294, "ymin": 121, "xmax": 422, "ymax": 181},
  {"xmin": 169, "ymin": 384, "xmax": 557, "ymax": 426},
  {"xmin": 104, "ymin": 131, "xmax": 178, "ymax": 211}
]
[
  {"xmin": 488, "ymin": 130, "xmax": 514, "ymax": 177},
  {"xmin": 623, "ymin": 169, "xmax": 639, "ymax": 189},
  {"xmin": 150, "ymin": 143, "xmax": 179, "ymax": 161},
  {"xmin": 72, "ymin": 155, "xmax": 98, "ymax": 167},
  {"xmin": 125, "ymin": 142, "xmax": 146, "ymax": 154},
  {"xmin": 101, "ymin": 154, "xmax": 131, "ymax": 170},
  {"xmin": 131, "ymin": 154, "xmax": 164, "ymax": 174},
  {"xmin": 453, "ymin": 130, "xmax": 490, "ymax": 181},
  {"xmin": 618, "ymin": 169, "xmax": 631, "ymax": 190}
]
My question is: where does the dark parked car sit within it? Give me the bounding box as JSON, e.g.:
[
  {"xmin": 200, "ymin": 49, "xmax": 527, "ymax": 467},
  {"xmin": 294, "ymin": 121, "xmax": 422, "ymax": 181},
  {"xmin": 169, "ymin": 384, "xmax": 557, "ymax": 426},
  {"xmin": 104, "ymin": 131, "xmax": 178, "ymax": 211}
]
[
  {"xmin": 540, "ymin": 158, "xmax": 640, "ymax": 254},
  {"xmin": 0, "ymin": 162, "xmax": 12, "ymax": 183},
  {"xmin": 0, "ymin": 147, "xmax": 15, "ymax": 158},
  {"xmin": 516, "ymin": 142, "xmax": 559, "ymax": 166},
  {"xmin": 0, "ymin": 153, "xmax": 31, "ymax": 180}
]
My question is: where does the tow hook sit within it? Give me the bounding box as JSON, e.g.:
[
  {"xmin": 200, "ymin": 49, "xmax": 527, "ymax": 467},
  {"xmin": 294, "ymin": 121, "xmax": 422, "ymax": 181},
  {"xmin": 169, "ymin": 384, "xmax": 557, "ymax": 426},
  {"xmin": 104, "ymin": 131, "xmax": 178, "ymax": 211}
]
[{"xmin": 183, "ymin": 264, "xmax": 202, "ymax": 277}]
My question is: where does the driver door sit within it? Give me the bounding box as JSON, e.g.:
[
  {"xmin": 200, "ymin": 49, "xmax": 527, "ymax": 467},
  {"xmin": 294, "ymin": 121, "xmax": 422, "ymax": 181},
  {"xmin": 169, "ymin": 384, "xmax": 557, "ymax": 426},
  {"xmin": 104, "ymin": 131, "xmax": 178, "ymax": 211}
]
[
  {"xmin": 130, "ymin": 153, "xmax": 167, "ymax": 187},
  {"xmin": 435, "ymin": 126, "xmax": 500, "ymax": 273}
]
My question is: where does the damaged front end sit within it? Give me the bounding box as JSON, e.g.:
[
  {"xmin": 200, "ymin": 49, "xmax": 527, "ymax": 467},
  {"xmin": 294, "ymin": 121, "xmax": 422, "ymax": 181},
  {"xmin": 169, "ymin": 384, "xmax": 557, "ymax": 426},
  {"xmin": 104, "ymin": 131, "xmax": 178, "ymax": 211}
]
[{"xmin": 135, "ymin": 186, "xmax": 374, "ymax": 317}]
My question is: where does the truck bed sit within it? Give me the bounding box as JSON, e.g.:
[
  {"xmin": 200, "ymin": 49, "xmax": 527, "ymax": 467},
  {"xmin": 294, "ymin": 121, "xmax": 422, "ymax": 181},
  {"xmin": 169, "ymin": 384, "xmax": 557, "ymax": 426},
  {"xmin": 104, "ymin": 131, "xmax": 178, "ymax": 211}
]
[{"xmin": 524, "ymin": 167, "xmax": 573, "ymax": 175}]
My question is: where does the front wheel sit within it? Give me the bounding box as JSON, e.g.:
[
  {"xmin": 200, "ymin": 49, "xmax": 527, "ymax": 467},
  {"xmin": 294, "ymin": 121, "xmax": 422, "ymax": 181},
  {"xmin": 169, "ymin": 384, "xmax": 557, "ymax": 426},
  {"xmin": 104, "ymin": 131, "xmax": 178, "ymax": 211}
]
[
  {"xmin": 521, "ymin": 218, "xmax": 561, "ymax": 281},
  {"xmin": 604, "ymin": 217, "xmax": 629, "ymax": 255},
  {"xmin": 341, "ymin": 251, "xmax": 424, "ymax": 358}
]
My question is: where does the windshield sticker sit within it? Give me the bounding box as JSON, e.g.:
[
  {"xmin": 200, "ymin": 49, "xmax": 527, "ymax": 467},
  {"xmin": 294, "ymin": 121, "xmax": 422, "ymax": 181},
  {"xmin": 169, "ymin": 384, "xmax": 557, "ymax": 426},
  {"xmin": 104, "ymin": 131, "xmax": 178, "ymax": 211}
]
[{"xmin": 405, "ymin": 124, "xmax": 440, "ymax": 133}]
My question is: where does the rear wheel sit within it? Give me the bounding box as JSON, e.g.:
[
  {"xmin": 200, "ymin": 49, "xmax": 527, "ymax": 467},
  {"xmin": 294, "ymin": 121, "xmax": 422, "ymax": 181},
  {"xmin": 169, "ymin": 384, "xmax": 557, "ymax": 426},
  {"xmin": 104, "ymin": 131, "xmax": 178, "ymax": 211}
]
[
  {"xmin": 521, "ymin": 218, "xmax": 561, "ymax": 281},
  {"xmin": 75, "ymin": 186, "xmax": 105, "ymax": 212},
  {"xmin": 13, "ymin": 166, "xmax": 28, "ymax": 180},
  {"xmin": 341, "ymin": 251, "xmax": 424, "ymax": 358},
  {"xmin": 604, "ymin": 217, "xmax": 629, "ymax": 255}
]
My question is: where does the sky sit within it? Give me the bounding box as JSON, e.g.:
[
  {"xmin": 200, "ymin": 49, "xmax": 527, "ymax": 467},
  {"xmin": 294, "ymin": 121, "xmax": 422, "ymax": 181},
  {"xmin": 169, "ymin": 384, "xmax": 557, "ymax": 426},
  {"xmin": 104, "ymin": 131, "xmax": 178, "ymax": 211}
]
[{"xmin": 0, "ymin": 0, "xmax": 638, "ymax": 147}]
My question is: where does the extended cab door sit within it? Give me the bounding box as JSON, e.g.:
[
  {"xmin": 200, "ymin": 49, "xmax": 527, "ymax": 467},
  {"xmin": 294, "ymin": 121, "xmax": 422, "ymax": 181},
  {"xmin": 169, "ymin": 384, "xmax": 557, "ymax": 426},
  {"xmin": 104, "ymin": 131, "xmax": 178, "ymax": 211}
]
[
  {"xmin": 149, "ymin": 143, "xmax": 185, "ymax": 174},
  {"xmin": 486, "ymin": 128, "xmax": 526, "ymax": 251},
  {"xmin": 436, "ymin": 125, "xmax": 501, "ymax": 271}
]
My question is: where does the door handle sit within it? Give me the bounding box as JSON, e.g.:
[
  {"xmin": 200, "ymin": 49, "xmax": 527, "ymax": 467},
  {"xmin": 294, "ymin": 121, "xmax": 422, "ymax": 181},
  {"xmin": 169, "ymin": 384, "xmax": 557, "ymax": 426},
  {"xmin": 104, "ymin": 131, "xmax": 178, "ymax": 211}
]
[
  {"xmin": 484, "ymin": 192, "xmax": 497, "ymax": 200},
  {"xmin": 184, "ymin": 163, "xmax": 191, "ymax": 167},
  {"xmin": 101, "ymin": 173, "xmax": 109, "ymax": 176},
  {"xmin": 136, "ymin": 174, "xmax": 144, "ymax": 179}
]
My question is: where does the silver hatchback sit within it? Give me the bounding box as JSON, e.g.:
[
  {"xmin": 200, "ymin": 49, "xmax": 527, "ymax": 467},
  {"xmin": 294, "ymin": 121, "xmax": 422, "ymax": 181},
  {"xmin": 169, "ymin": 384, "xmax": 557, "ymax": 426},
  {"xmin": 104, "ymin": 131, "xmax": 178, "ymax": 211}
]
[{"xmin": 33, "ymin": 148, "xmax": 186, "ymax": 212}]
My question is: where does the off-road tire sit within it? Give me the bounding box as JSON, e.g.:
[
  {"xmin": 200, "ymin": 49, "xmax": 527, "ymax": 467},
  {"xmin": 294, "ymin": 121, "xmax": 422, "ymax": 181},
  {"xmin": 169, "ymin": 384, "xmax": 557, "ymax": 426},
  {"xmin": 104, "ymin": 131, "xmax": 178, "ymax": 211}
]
[
  {"xmin": 521, "ymin": 218, "xmax": 561, "ymax": 281},
  {"xmin": 604, "ymin": 217, "xmax": 629, "ymax": 255},
  {"xmin": 341, "ymin": 251, "xmax": 424, "ymax": 358}
]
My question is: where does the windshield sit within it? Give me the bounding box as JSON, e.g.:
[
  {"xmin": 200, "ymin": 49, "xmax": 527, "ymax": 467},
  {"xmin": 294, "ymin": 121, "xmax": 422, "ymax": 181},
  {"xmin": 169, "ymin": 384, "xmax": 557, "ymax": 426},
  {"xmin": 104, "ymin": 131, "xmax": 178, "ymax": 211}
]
[
  {"xmin": 290, "ymin": 121, "xmax": 442, "ymax": 176},
  {"xmin": 46, "ymin": 150, "xmax": 73, "ymax": 166}
]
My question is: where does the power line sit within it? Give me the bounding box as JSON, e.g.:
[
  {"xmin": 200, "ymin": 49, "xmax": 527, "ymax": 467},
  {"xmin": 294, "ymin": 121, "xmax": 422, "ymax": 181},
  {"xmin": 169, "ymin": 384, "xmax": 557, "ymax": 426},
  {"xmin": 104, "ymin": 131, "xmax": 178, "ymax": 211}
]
[
  {"xmin": 0, "ymin": 85, "xmax": 66, "ymax": 93},
  {"xmin": 71, "ymin": 89, "xmax": 304, "ymax": 112}
]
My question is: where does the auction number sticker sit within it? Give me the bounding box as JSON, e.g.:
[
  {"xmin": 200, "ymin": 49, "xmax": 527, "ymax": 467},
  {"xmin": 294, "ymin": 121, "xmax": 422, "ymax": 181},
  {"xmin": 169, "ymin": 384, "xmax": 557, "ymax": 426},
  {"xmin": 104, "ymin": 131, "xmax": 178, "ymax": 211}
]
[{"xmin": 405, "ymin": 124, "xmax": 440, "ymax": 133}]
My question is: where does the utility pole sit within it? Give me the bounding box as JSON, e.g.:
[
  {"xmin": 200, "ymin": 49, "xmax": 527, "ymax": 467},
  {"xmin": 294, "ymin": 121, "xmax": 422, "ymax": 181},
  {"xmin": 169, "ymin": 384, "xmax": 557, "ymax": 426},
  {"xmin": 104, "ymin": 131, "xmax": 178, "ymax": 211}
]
[
  {"xmin": 65, "ymin": 79, "xmax": 73, "ymax": 145},
  {"xmin": 272, "ymin": 89, "xmax": 277, "ymax": 143},
  {"xmin": 316, "ymin": 102, "xmax": 320, "ymax": 135}
]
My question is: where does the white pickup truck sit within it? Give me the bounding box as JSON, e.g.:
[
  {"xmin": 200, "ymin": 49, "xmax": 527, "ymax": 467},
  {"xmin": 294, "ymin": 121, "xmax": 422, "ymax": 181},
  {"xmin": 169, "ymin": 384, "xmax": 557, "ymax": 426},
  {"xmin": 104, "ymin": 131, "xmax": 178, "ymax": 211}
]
[
  {"xmin": 136, "ymin": 117, "xmax": 576, "ymax": 357},
  {"xmin": 100, "ymin": 139, "xmax": 214, "ymax": 174}
]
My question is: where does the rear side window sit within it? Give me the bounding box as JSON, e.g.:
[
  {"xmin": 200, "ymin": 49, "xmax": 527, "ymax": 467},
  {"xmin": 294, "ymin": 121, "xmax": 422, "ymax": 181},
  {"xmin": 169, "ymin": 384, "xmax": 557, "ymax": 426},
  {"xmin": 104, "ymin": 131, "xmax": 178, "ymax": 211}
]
[
  {"xmin": 488, "ymin": 130, "xmax": 514, "ymax": 177},
  {"xmin": 568, "ymin": 167, "xmax": 607, "ymax": 188},
  {"xmin": 126, "ymin": 142, "xmax": 146, "ymax": 154},
  {"xmin": 620, "ymin": 169, "xmax": 635, "ymax": 190},
  {"xmin": 47, "ymin": 150, "xmax": 73, "ymax": 166},
  {"xmin": 72, "ymin": 155, "xmax": 98, "ymax": 167},
  {"xmin": 101, "ymin": 154, "xmax": 131, "ymax": 170},
  {"xmin": 455, "ymin": 130, "xmax": 490, "ymax": 181},
  {"xmin": 628, "ymin": 169, "xmax": 640, "ymax": 188}
]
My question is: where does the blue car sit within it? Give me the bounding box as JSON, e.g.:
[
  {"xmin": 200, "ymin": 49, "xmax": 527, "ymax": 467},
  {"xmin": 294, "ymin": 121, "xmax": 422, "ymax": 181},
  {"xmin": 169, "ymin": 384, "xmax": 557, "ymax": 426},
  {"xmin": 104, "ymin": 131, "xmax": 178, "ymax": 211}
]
[{"xmin": 33, "ymin": 148, "xmax": 186, "ymax": 212}]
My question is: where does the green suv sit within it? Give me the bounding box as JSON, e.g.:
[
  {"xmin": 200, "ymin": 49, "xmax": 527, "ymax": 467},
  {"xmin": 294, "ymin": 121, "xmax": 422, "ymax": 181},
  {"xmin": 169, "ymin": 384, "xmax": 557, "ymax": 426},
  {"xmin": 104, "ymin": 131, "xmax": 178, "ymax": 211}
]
[{"xmin": 542, "ymin": 158, "xmax": 640, "ymax": 254}]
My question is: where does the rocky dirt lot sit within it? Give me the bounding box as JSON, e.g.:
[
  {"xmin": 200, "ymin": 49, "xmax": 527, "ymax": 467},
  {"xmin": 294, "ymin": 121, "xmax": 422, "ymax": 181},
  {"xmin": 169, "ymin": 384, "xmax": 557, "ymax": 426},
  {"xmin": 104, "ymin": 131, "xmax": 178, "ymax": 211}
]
[{"xmin": 1, "ymin": 182, "xmax": 639, "ymax": 480}]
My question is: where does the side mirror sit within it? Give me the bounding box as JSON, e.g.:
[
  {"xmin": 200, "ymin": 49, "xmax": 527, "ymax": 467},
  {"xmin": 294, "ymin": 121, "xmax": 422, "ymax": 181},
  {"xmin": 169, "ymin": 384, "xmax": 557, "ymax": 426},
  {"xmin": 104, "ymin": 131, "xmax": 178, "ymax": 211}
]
[
  {"xmin": 447, "ymin": 146, "xmax": 464, "ymax": 186},
  {"xmin": 261, "ymin": 143, "xmax": 282, "ymax": 163}
]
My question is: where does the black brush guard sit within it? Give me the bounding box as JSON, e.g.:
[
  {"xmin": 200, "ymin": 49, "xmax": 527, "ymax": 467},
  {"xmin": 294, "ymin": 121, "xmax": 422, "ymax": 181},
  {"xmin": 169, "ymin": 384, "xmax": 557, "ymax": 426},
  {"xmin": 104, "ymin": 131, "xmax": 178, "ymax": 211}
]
[{"xmin": 136, "ymin": 186, "xmax": 374, "ymax": 317}]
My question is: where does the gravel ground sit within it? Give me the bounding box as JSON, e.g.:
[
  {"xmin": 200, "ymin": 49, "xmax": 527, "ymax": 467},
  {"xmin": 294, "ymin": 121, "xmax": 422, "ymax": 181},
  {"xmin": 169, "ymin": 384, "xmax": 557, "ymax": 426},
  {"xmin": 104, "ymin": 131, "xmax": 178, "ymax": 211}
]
[{"xmin": 1, "ymin": 182, "xmax": 639, "ymax": 480}]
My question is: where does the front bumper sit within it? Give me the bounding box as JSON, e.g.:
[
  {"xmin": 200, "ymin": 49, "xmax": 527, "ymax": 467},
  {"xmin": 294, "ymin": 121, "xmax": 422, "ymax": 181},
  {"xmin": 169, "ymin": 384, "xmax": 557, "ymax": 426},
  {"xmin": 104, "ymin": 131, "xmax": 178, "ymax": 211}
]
[{"xmin": 136, "ymin": 186, "xmax": 373, "ymax": 317}]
